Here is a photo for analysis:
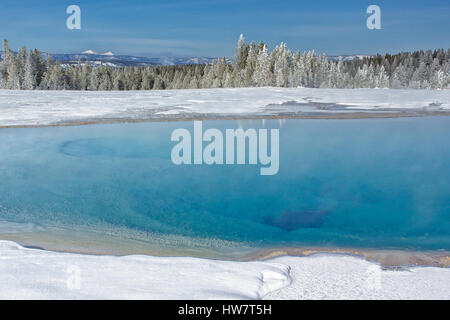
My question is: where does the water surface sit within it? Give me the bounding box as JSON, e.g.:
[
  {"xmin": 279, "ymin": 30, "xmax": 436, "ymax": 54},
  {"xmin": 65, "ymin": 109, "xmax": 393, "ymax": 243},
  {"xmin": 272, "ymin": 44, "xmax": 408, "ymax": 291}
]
[{"xmin": 0, "ymin": 117, "xmax": 449, "ymax": 254}]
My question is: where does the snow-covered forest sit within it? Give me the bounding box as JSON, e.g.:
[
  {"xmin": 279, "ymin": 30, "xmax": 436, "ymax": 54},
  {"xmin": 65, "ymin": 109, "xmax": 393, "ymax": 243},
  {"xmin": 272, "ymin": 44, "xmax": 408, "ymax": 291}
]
[{"xmin": 1, "ymin": 35, "xmax": 449, "ymax": 91}]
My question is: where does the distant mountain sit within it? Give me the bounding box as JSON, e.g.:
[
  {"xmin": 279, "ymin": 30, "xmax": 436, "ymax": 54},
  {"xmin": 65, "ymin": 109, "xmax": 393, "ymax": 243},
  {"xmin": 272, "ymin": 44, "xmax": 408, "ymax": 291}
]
[
  {"xmin": 0, "ymin": 50, "xmax": 229, "ymax": 67},
  {"xmin": 326, "ymin": 54, "xmax": 372, "ymax": 61},
  {"xmin": 0, "ymin": 50, "xmax": 369, "ymax": 67},
  {"xmin": 52, "ymin": 50, "xmax": 232, "ymax": 67}
]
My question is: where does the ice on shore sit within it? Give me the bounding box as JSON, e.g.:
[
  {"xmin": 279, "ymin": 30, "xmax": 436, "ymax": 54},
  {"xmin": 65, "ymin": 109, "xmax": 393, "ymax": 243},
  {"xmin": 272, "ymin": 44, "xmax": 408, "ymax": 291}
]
[
  {"xmin": 1, "ymin": 240, "xmax": 449, "ymax": 300},
  {"xmin": 0, "ymin": 88, "xmax": 449, "ymax": 127},
  {"xmin": 0, "ymin": 240, "xmax": 291, "ymax": 300},
  {"xmin": 264, "ymin": 255, "xmax": 450, "ymax": 300}
]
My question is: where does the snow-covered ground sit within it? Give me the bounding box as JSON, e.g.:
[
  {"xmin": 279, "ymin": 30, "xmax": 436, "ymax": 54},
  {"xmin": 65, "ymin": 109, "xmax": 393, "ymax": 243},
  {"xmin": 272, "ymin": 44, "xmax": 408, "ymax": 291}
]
[
  {"xmin": 0, "ymin": 240, "xmax": 290, "ymax": 300},
  {"xmin": 1, "ymin": 240, "xmax": 449, "ymax": 300},
  {"xmin": 1, "ymin": 88, "xmax": 449, "ymax": 299},
  {"xmin": 0, "ymin": 88, "xmax": 449, "ymax": 127},
  {"xmin": 264, "ymin": 255, "xmax": 450, "ymax": 300}
]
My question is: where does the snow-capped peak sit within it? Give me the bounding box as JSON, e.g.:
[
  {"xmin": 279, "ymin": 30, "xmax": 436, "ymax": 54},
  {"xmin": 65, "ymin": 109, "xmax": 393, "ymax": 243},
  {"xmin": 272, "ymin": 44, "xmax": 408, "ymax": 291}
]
[
  {"xmin": 102, "ymin": 52, "xmax": 114, "ymax": 56},
  {"xmin": 82, "ymin": 50, "xmax": 97, "ymax": 55}
]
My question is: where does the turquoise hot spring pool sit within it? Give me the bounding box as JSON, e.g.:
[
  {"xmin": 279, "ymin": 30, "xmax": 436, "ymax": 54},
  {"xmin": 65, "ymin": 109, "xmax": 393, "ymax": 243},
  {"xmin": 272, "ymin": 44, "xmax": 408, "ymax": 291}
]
[{"xmin": 0, "ymin": 117, "xmax": 449, "ymax": 254}]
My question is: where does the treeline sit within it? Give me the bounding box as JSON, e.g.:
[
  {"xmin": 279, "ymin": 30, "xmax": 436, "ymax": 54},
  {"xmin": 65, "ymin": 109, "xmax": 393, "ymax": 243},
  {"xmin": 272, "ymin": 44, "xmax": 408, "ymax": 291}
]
[{"xmin": 0, "ymin": 35, "xmax": 449, "ymax": 90}]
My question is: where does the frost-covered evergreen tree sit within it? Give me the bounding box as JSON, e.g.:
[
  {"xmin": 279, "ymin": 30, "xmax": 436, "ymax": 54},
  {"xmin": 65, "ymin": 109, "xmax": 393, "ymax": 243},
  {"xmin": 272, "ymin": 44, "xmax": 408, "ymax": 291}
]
[
  {"xmin": 1, "ymin": 36, "xmax": 449, "ymax": 91},
  {"xmin": 253, "ymin": 44, "xmax": 272, "ymax": 86},
  {"xmin": 375, "ymin": 65, "xmax": 389, "ymax": 88},
  {"xmin": 412, "ymin": 61, "xmax": 429, "ymax": 88},
  {"xmin": 233, "ymin": 34, "xmax": 248, "ymax": 73},
  {"xmin": 241, "ymin": 42, "xmax": 258, "ymax": 87},
  {"xmin": 23, "ymin": 50, "xmax": 37, "ymax": 90},
  {"xmin": 141, "ymin": 68, "xmax": 152, "ymax": 90},
  {"xmin": 273, "ymin": 43, "xmax": 290, "ymax": 87},
  {"xmin": 7, "ymin": 59, "xmax": 20, "ymax": 90}
]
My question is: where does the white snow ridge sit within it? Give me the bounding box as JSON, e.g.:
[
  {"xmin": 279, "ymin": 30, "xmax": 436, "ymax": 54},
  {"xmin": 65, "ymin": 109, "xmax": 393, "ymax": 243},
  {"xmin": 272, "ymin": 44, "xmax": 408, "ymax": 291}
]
[
  {"xmin": 0, "ymin": 241, "xmax": 291, "ymax": 300},
  {"xmin": 0, "ymin": 88, "xmax": 449, "ymax": 127},
  {"xmin": 81, "ymin": 50, "xmax": 97, "ymax": 55},
  {"xmin": 1, "ymin": 241, "xmax": 449, "ymax": 300}
]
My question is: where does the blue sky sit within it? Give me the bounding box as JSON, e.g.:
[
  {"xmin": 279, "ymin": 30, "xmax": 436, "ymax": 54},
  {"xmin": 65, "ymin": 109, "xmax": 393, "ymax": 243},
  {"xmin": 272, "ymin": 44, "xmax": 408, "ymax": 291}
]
[{"xmin": 0, "ymin": 0, "xmax": 449, "ymax": 57}]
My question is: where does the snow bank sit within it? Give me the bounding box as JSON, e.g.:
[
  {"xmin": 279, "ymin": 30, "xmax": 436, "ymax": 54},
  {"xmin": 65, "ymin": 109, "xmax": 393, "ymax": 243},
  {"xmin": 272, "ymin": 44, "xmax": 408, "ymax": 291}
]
[
  {"xmin": 0, "ymin": 88, "xmax": 449, "ymax": 127},
  {"xmin": 265, "ymin": 255, "xmax": 450, "ymax": 300},
  {"xmin": 1, "ymin": 240, "xmax": 449, "ymax": 300},
  {"xmin": 0, "ymin": 240, "xmax": 291, "ymax": 300}
]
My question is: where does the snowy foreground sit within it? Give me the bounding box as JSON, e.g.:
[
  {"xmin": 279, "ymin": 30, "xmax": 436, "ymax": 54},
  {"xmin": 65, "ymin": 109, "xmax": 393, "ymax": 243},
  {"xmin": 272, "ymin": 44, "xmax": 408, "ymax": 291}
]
[
  {"xmin": 0, "ymin": 88, "xmax": 449, "ymax": 127},
  {"xmin": 1, "ymin": 241, "xmax": 449, "ymax": 300}
]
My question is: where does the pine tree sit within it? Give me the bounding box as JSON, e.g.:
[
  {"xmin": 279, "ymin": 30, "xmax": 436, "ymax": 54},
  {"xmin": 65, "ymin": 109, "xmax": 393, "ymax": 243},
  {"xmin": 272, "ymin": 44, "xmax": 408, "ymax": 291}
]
[
  {"xmin": 113, "ymin": 72, "xmax": 124, "ymax": 90},
  {"xmin": 241, "ymin": 42, "xmax": 257, "ymax": 87},
  {"xmin": 314, "ymin": 54, "xmax": 329, "ymax": 88},
  {"xmin": 23, "ymin": 50, "xmax": 36, "ymax": 90},
  {"xmin": 223, "ymin": 66, "xmax": 233, "ymax": 88},
  {"xmin": 32, "ymin": 49, "xmax": 46, "ymax": 87},
  {"xmin": 233, "ymin": 34, "xmax": 248, "ymax": 72},
  {"xmin": 7, "ymin": 57, "xmax": 20, "ymax": 90},
  {"xmin": 1, "ymin": 37, "xmax": 449, "ymax": 91},
  {"xmin": 253, "ymin": 44, "xmax": 272, "ymax": 86},
  {"xmin": 48, "ymin": 62, "xmax": 65, "ymax": 90},
  {"xmin": 141, "ymin": 68, "xmax": 152, "ymax": 90},
  {"xmin": 412, "ymin": 61, "xmax": 429, "ymax": 88},
  {"xmin": 273, "ymin": 43, "xmax": 289, "ymax": 87},
  {"xmin": 80, "ymin": 61, "xmax": 91, "ymax": 90},
  {"xmin": 16, "ymin": 46, "xmax": 27, "ymax": 88},
  {"xmin": 375, "ymin": 65, "xmax": 389, "ymax": 88}
]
